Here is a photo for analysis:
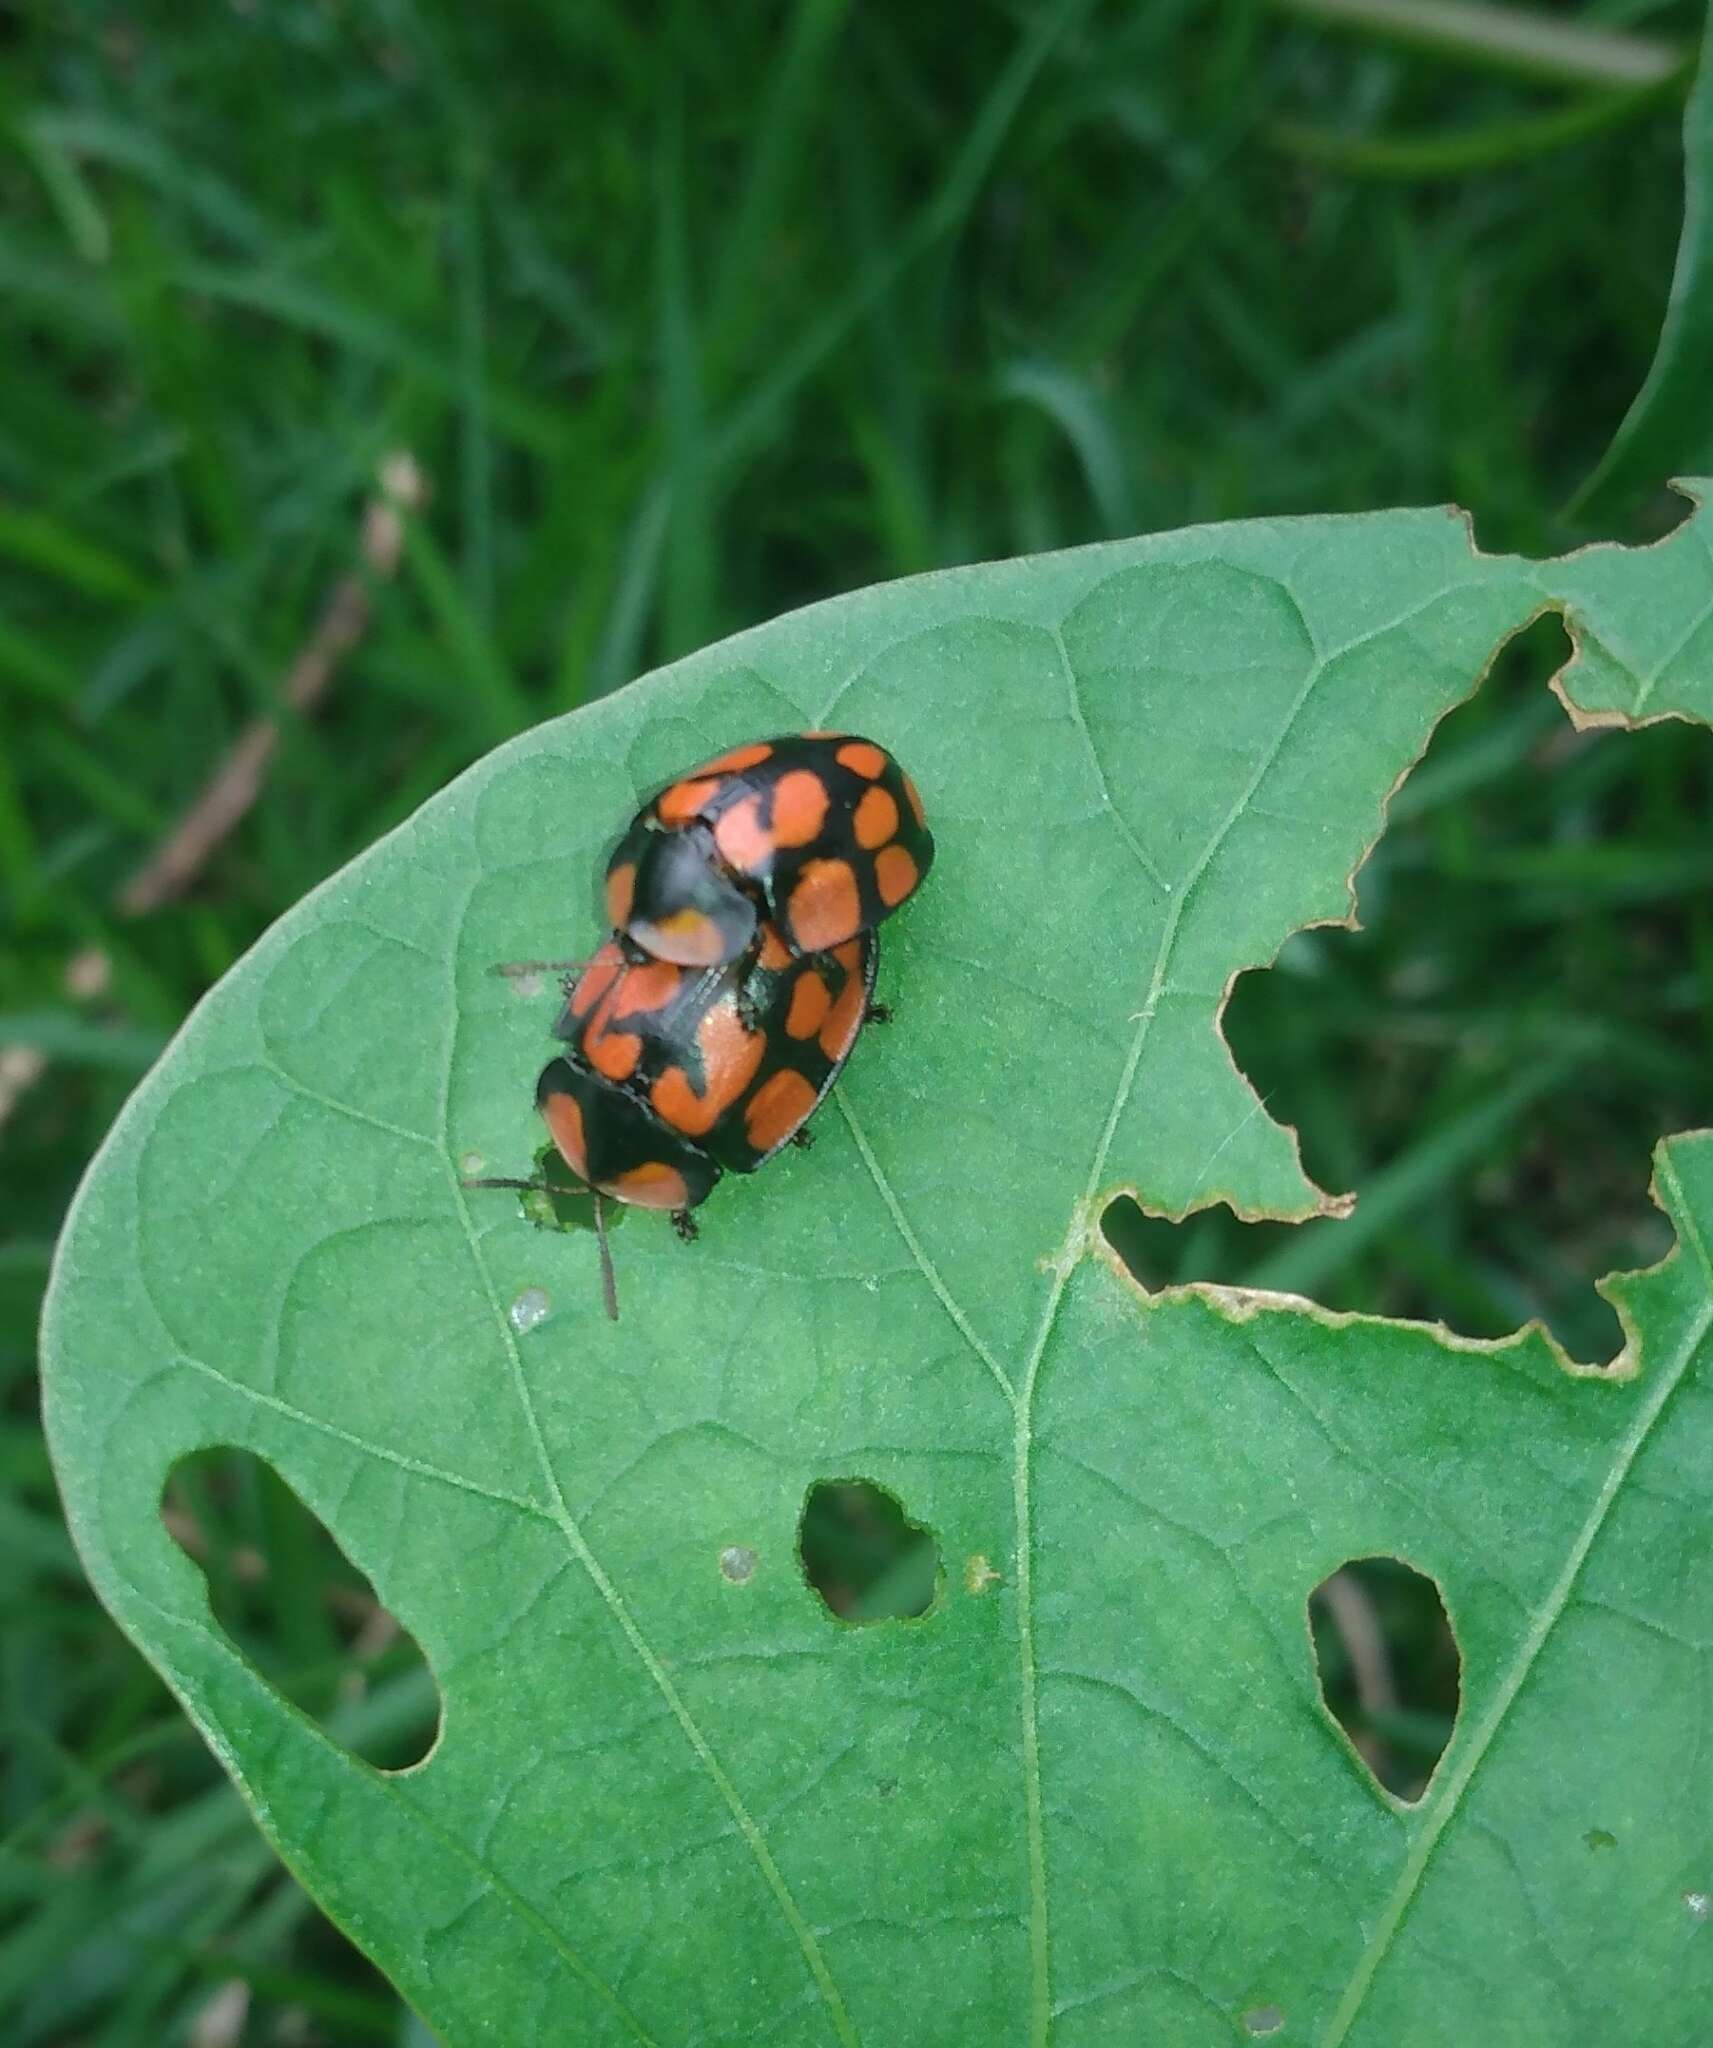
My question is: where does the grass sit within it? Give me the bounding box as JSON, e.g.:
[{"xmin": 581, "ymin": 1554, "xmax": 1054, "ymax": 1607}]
[{"xmin": 3, "ymin": 0, "xmax": 1711, "ymax": 2038}]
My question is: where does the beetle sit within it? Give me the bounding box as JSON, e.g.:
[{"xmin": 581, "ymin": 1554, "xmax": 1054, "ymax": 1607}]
[
  {"xmin": 471, "ymin": 923, "xmax": 877, "ymax": 1316},
  {"xmin": 604, "ymin": 733, "xmax": 933, "ymax": 967}
]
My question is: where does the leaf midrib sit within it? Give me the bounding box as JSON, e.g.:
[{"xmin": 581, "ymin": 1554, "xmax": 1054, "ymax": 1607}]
[{"xmin": 837, "ymin": 587, "xmax": 1376, "ymax": 2044}]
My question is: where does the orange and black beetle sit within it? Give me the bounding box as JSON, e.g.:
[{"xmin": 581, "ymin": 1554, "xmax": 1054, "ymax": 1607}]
[
  {"xmin": 535, "ymin": 922, "xmax": 876, "ymax": 1218},
  {"xmin": 472, "ymin": 734, "xmax": 928, "ymax": 1315},
  {"xmin": 604, "ymin": 733, "xmax": 933, "ymax": 967}
]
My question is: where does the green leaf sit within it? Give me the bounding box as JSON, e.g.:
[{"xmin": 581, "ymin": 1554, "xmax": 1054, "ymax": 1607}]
[
  {"xmin": 1572, "ymin": 8, "xmax": 1713, "ymax": 516},
  {"xmin": 43, "ymin": 492, "xmax": 1713, "ymax": 2045}
]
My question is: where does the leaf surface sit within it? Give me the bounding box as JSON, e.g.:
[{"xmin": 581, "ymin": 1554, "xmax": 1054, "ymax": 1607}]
[{"xmin": 43, "ymin": 495, "xmax": 1713, "ymax": 2045}]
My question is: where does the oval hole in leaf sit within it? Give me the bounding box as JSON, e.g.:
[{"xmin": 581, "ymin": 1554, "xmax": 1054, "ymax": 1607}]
[
  {"xmin": 1309, "ymin": 1556, "xmax": 1459, "ymax": 1803},
  {"xmin": 161, "ymin": 1448, "xmax": 440, "ymax": 1771},
  {"xmin": 797, "ymin": 1478, "xmax": 940, "ymax": 1623}
]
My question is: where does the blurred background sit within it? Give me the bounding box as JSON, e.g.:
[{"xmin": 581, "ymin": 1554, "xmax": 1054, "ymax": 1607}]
[{"xmin": 4, "ymin": 1, "xmax": 1711, "ymax": 2040}]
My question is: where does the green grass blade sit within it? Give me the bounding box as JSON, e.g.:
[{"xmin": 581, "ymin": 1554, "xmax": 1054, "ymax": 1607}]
[{"xmin": 1572, "ymin": 9, "xmax": 1713, "ymax": 515}]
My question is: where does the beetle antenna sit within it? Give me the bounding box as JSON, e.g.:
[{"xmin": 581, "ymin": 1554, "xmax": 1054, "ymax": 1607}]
[
  {"xmin": 593, "ymin": 1191, "xmax": 620, "ymax": 1322},
  {"xmin": 460, "ymin": 1172, "xmax": 592, "ymax": 1200},
  {"xmin": 462, "ymin": 1174, "xmax": 622, "ymax": 1322},
  {"xmin": 488, "ymin": 956, "xmax": 604, "ymax": 980}
]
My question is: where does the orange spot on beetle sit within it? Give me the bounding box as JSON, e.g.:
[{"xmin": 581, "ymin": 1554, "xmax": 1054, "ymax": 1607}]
[
  {"xmin": 588, "ymin": 1029, "xmax": 642, "ymax": 1082},
  {"xmin": 608, "ymin": 958, "xmax": 682, "ymax": 1020},
  {"xmin": 787, "ymin": 858, "xmax": 861, "ymax": 951},
  {"xmin": 771, "ymin": 769, "xmax": 831, "ymax": 848},
  {"xmin": 785, "ymin": 970, "xmax": 832, "ymax": 1040},
  {"xmin": 836, "ymin": 740, "xmax": 887, "ymax": 780},
  {"xmin": 568, "ymin": 943, "xmax": 626, "ymax": 1019},
  {"xmin": 745, "ymin": 1068, "xmax": 818, "ymax": 1155},
  {"xmin": 540, "ymin": 1089, "xmax": 589, "ymax": 1184},
  {"xmin": 874, "ymin": 843, "xmax": 919, "ymax": 907},
  {"xmin": 608, "ymin": 1161, "xmax": 690, "ymax": 1210},
  {"xmin": 632, "ymin": 909, "xmax": 725, "ymax": 967},
  {"xmin": 656, "ymin": 776, "xmax": 719, "ymax": 826},
  {"xmin": 648, "ymin": 1067, "xmax": 703, "ymax": 1135},
  {"xmin": 605, "ymin": 862, "xmax": 636, "ymax": 929},
  {"xmin": 580, "ymin": 955, "xmax": 681, "ymax": 1066},
  {"xmin": 757, "ymin": 924, "xmax": 793, "ymax": 971},
  {"xmin": 902, "ymin": 773, "xmax": 927, "ymax": 828},
  {"xmin": 714, "ymin": 794, "xmax": 774, "ymax": 873},
  {"xmin": 651, "ymin": 1005, "xmax": 766, "ymax": 1136},
  {"xmin": 819, "ymin": 955, "xmax": 867, "ymax": 1062},
  {"xmin": 853, "ymin": 784, "xmax": 898, "ymax": 849},
  {"xmin": 698, "ymin": 741, "xmax": 773, "ymax": 775}
]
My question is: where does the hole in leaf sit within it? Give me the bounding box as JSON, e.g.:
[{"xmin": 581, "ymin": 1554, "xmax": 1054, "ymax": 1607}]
[
  {"xmin": 1101, "ymin": 1193, "xmax": 1297, "ymax": 1292},
  {"xmin": 1309, "ymin": 1556, "xmax": 1459, "ymax": 1803},
  {"xmin": 1113, "ymin": 617, "xmax": 1704, "ymax": 1361},
  {"xmin": 517, "ymin": 1140, "xmax": 629, "ymax": 1239},
  {"xmin": 1241, "ymin": 2006, "xmax": 1286, "ymax": 2037},
  {"xmin": 161, "ymin": 1448, "xmax": 440, "ymax": 1771},
  {"xmin": 798, "ymin": 1478, "xmax": 940, "ymax": 1623}
]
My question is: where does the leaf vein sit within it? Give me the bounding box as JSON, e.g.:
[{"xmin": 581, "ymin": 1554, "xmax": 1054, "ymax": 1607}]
[
  {"xmin": 439, "ymin": 877, "xmax": 862, "ymax": 2047},
  {"xmin": 834, "ymin": 1094, "xmax": 1016, "ymax": 1404},
  {"xmin": 1631, "ymin": 579, "xmax": 1713, "ymax": 714},
  {"xmin": 258, "ymin": 1058, "xmax": 438, "ymax": 1148},
  {"xmin": 173, "ymin": 1350, "xmax": 555, "ymax": 1522},
  {"xmin": 1320, "ymin": 1168, "xmax": 1713, "ymax": 2045},
  {"xmin": 1049, "ymin": 623, "xmax": 1169, "ymax": 891},
  {"xmin": 1011, "ymin": 620, "xmax": 1363, "ymax": 2043}
]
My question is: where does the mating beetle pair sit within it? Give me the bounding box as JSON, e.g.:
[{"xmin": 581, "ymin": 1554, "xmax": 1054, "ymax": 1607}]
[{"xmin": 474, "ymin": 733, "xmax": 933, "ymax": 1313}]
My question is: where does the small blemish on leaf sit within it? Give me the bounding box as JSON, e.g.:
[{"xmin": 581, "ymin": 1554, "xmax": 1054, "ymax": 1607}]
[
  {"xmin": 877, "ymin": 1777, "xmax": 898, "ymax": 1799},
  {"xmin": 1241, "ymin": 2006, "xmax": 1285, "ymax": 2036},
  {"xmin": 964, "ymin": 1553, "xmax": 1002, "ymax": 1595},
  {"xmin": 459, "ymin": 1150, "xmax": 484, "ymax": 1177},
  {"xmin": 719, "ymin": 1545, "xmax": 758, "ymax": 1584},
  {"xmin": 1685, "ymin": 1890, "xmax": 1710, "ymax": 1922},
  {"xmin": 508, "ymin": 1287, "xmax": 550, "ymax": 1334},
  {"xmin": 1585, "ymin": 1827, "xmax": 1617, "ymax": 1851},
  {"xmin": 508, "ymin": 970, "xmax": 545, "ymax": 1000}
]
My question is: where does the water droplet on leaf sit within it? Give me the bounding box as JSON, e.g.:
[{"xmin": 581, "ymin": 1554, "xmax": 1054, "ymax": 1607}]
[{"xmin": 509, "ymin": 1287, "xmax": 550, "ymax": 1334}]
